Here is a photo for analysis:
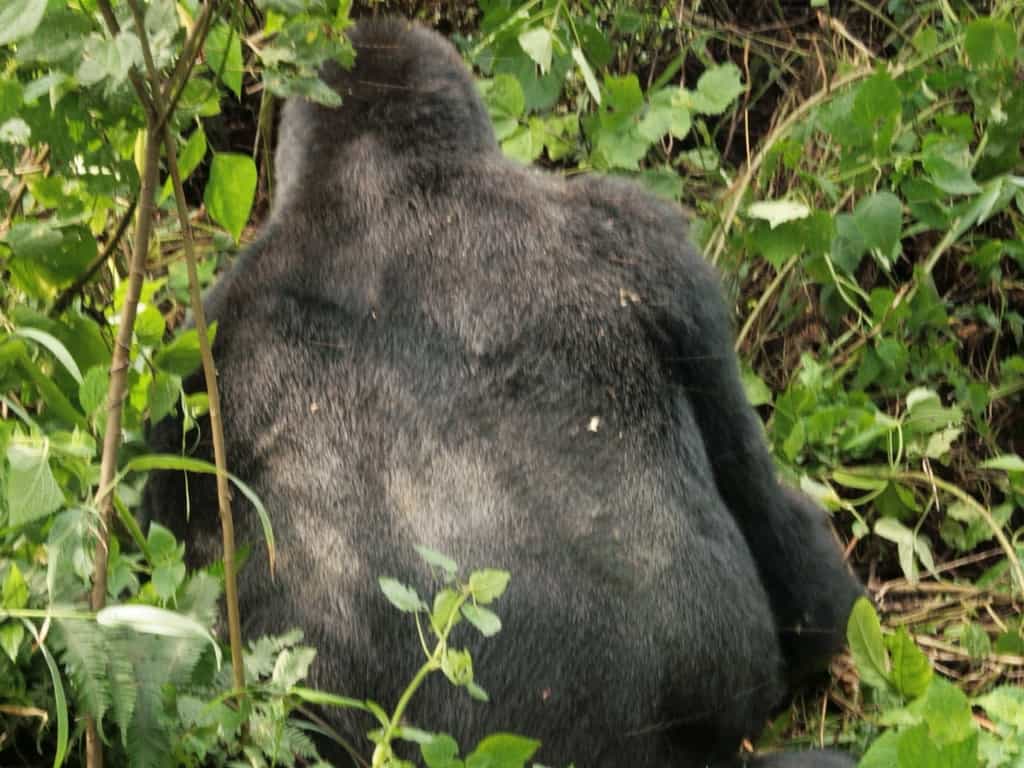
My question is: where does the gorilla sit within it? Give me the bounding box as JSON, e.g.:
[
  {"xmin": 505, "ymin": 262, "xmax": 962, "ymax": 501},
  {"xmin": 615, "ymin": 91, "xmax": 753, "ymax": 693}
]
[{"xmin": 145, "ymin": 17, "xmax": 861, "ymax": 768}]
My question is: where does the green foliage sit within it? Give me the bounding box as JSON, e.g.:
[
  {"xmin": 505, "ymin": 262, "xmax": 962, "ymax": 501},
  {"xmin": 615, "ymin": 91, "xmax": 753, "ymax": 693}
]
[
  {"xmin": 848, "ymin": 599, "xmax": 1024, "ymax": 767},
  {"xmin": 362, "ymin": 549, "xmax": 530, "ymax": 768},
  {"xmin": 472, "ymin": 2, "xmax": 743, "ymax": 196},
  {"xmin": 1, "ymin": 1, "xmax": 1023, "ymax": 766}
]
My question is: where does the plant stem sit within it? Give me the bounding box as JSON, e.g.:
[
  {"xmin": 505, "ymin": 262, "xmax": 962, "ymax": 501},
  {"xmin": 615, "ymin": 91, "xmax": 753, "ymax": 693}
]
[
  {"xmin": 162, "ymin": 122, "xmax": 245, "ymax": 692},
  {"xmin": 87, "ymin": 122, "xmax": 160, "ymax": 768}
]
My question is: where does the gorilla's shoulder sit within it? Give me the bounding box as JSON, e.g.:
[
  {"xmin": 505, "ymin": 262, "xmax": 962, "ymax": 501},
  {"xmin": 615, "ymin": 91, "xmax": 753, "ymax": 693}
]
[{"xmin": 559, "ymin": 172, "xmax": 707, "ymax": 276}]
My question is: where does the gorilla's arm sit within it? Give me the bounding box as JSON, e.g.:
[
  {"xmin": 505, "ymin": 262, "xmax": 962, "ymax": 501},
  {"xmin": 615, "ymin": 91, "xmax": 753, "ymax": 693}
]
[
  {"xmin": 652, "ymin": 259, "xmax": 861, "ymax": 681},
  {"xmin": 571, "ymin": 177, "xmax": 864, "ymax": 683}
]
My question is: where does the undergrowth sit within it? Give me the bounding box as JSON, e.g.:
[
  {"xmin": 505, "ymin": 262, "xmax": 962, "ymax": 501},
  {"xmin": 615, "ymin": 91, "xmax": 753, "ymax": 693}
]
[{"xmin": 0, "ymin": 1, "xmax": 1021, "ymax": 766}]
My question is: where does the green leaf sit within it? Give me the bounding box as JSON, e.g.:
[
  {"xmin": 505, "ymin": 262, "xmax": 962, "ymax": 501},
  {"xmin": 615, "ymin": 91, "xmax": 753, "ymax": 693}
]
[
  {"xmin": 96, "ymin": 604, "xmax": 221, "ymax": 668},
  {"xmin": 77, "ymin": 32, "xmax": 144, "ymax": 90},
  {"xmin": 152, "ymin": 562, "xmax": 186, "ymax": 601},
  {"xmin": 687, "ymin": 62, "xmax": 744, "ymax": 115},
  {"xmin": 291, "ymin": 686, "xmax": 373, "ymax": 713},
  {"xmin": 204, "ymin": 153, "xmax": 256, "ymax": 243},
  {"xmin": 2, "ymin": 562, "xmax": 28, "ymax": 609},
  {"xmin": 638, "ymin": 89, "xmax": 691, "ymax": 141},
  {"xmin": 852, "ymin": 69, "xmax": 901, "ymax": 127},
  {"xmin": 421, "ymin": 733, "xmax": 464, "ymax": 768},
  {"xmin": 205, "ymin": 23, "xmax": 243, "ymax": 99},
  {"xmin": 160, "ymin": 126, "xmax": 208, "ymax": 203},
  {"xmin": 461, "ymin": 603, "xmax": 502, "ymax": 637},
  {"xmin": 415, "ymin": 545, "xmax": 458, "ymax": 577},
  {"xmin": 875, "ymin": 517, "xmax": 935, "ymax": 584},
  {"xmin": 858, "ymin": 728, "xmax": 901, "ymax": 768},
  {"xmin": 897, "ymin": 723, "xmax": 978, "ymax": 768},
  {"xmin": 22, "ymin": 619, "xmax": 69, "ymax": 768},
  {"xmin": 431, "ymin": 588, "xmax": 463, "ymax": 635},
  {"xmin": 79, "ymin": 366, "xmax": 108, "ymax": 416},
  {"xmin": 847, "ymin": 597, "xmax": 890, "ymax": 690},
  {"xmin": 747, "ymin": 200, "xmax": 811, "ymax": 229},
  {"xmin": 887, "ymin": 627, "xmax": 932, "ymax": 698},
  {"xmin": 571, "ymin": 47, "xmax": 601, "ymax": 105},
  {"xmin": 975, "ymin": 686, "xmax": 1024, "ymax": 728},
  {"xmin": 272, "ymin": 646, "xmax": 317, "ymax": 688},
  {"xmin": 922, "ymin": 141, "xmax": 982, "ymax": 196},
  {"xmin": 6, "ymin": 438, "xmax": 64, "ymax": 526},
  {"xmin": 501, "ymin": 124, "xmax": 541, "ymax": 164},
  {"xmin": 481, "ymin": 74, "xmax": 525, "ymax": 141},
  {"xmin": 465, "ymin": 733, "xmax": 541, "ymax": 768},
  {"xmin": 741, "ymin": 366, "xmax": 772, "ymax": 407},
  {"xmin": 468, "ymin": 569, "xmax": 510, "ymax": 604},
  {"xmin": 440, "ymin": 647, "xmax": 473, "ymax": 686},
  {"xmin": 0, "ymin": 0, "xmax": 46, "ymax": 46},
  {"xmin": 909, "ymin": 678, "xmax": 976, "ymax": 745},
  {"xmin": 125, "ymin": 452, "xmax": 276, "ymax": 573},
  {"xmin": 378, "ymin": 577, "xmax": 424, "ymax": 613},
  {"xmin": 466, "ymin": 680, "xmax": 489, "ymax": 702},
  {"xmin": 964, "ymin": 18, "xmax": 1017, "ymax": 69},
  {"xmin": 852, "ymin": 191, "xmax": 902, "ymax": 256},
  {"xmin": 0, "ymin": 622, "xmax": 24, "ymax": 663},
  {"xmin": 604, "ymin": 74, "xmax": 643, "ymax": 115},
  {"xmin": 980, "ymin": 454, "xmax": 1024, "ymax": 472},
  {"xmin": 517, "ymin": 27, "xmax": 552, "ymax": 74},
  {"xmin": 152, "ymin": 324, "xmax": 216, "ymax": 377}
]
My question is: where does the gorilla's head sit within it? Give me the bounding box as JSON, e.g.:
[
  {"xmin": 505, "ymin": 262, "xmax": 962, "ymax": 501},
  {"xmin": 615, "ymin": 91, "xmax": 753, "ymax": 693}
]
[{"xmin": 272, "ymin": 18, "xmax": 498, "ymax": 216}]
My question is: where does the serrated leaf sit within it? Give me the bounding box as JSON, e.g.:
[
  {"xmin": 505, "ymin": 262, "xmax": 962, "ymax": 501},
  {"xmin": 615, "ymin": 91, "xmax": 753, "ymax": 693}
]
[
  {"xmin": 461, "ymin": 603, "xmax": 502, "ymax": 637},
  {"xmin": 6, "ymin": 438, "xmax": 64, "ymax": 526},
  {"xmin": 847, "ymin": 597, "xmax": 890, "ymax": 690},
  {"xmin": 468, "ymin": 570, "xmax": 510, "ymax": 604},
  {"xmin": 0, "ymin": 0, "xmax": 46, "ymax": 46},
  {"xmin": 689, "ymin": 62, "xmax": 744, "ymax": 115},
  {"xmin": 272, "ymin": 646, "xmax": 317, "ymax": 689},
  {"xmin": 517, "ymin": 27, "xmax": 552, "ymax": 74},
  {"xmin": 908, "ymin": 678, "xmax": 975, "ymax": 745},
  {"xmin": 204, "ymin": 153, "xmax": 256, "ymax": 243},
  {"xmin": 975, "ymin": 686, "xmax": 1024, "ymax": 728},
  {"xmin": 151, "ymin": 562, "xmax": 186, "ymax": 601},
  {"xmin": 378, "ymin": 577, "xmax": 424, "ymax": 613},
  {"xmin": 481, "ymin": 74, "xmax": 525, "ymax": 141},
  {"xmin": 887, "ymin": 627, "xmax": 932, "ymax": 698}
]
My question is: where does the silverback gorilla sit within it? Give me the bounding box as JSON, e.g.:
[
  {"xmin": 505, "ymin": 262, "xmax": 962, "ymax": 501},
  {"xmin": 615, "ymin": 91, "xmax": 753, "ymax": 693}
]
[{"xmin": 145, "ymin": 17, "xmax": 862, "ymax": 768}]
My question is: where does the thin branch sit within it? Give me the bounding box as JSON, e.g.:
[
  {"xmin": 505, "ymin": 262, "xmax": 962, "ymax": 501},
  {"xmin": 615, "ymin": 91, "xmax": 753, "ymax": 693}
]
[
  {"xmin": 86, "ymin": 124, "xmax": 160, "ymax": 768},
  {"xmin": 156, "ymin": 1, "xmax": 219, "ymax": 135},
  {"xmin": 2, "ymin": 146, "xmax": 50, "ymax": 231},
  {"xmin": 95, "ymin": 0, "xmax": 157, "ymax": 120},
  {"xmin": 50, "ymin": 199, "xmax": 137, "ymax": 317},
  {"xmin": 162, "ymin": 122, "xmax": 245, "ymax": 692}
]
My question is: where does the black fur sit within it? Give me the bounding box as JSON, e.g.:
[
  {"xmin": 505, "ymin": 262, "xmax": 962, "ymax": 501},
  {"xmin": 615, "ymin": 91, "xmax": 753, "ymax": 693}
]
[{"xmin": 145, "ymin": 18, "xmax": 861, "ymax": 768}]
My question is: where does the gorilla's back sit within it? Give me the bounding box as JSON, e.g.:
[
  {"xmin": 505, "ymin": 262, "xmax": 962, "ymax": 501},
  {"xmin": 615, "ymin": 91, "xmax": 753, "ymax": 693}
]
[{"xmin": 146, "ymin": 17, "xmax": 859, "ymax": 768}]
